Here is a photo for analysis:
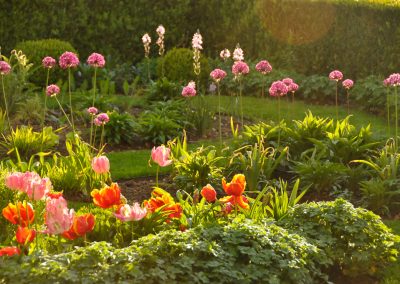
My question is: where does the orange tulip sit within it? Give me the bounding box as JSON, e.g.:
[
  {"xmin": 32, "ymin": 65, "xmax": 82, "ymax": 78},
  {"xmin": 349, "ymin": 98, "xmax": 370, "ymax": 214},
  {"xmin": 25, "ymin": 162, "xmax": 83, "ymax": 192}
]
[
  {"xmin": 201, "ymin": 184, "xmax": 217, "ymax": 202},
  {"xmin": 2, "ymin": 201, "xmax": 34, "ymax": 227},
  {"xmin": 144, "ymin": 188, "xmax": 182, "ymax": 220},
  {"xmin": 16, "ymin": 226, "xmax": 36, "ymax": 245},
  {"xmin": 0, "ymin": 247, "xmax": 21, "ymax": 257},
  {"xmin": 222, "ymin": 174, "xmax": 246, "ymax": 196},
  {"xmin": 62, "ymin": 213, "xmax": 95, "ymax": 240},
  {"xmin": 91, "ymin": 183, "xmax": 122, "ymax": 209},
  {"xmin": 164, "ymin": 203, "xmax": 183, "ymax": 219},
  {"xmin": 219, "ymin": 195, "xmax": 249, "ymax": 210}
]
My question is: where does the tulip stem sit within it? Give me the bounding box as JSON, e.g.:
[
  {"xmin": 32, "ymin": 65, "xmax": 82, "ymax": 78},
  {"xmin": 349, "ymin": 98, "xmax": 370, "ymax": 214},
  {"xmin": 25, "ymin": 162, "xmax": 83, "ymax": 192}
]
[
  {"xmin": 156, "ymin": 165, "xmax": 159, "ymax": 187},
  {"xmin": 90, "ymin": 68, "xmax": 97, "ymax": 148},
  {"xmin": 100, "ymin": 124, "xmax": 105, "ymax": 150}
]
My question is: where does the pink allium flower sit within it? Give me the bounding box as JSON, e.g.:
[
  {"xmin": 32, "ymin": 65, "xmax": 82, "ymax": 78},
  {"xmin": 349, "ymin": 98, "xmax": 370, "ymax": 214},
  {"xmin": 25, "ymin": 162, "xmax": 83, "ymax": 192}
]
[
  {"xmin": 45, "ymin": 196, "xmax": 75, "ymax": 235},
  {"xmin": 289, "ymin": 82, "xmax": 299, "ymax": 93},
  {"xmin": 46, "ymin": 84, "xmax": 60, "ymax": 97},
  {"xmin": 0, "ymin": 61, "xmax": 11, "ymax": 75},
  {"xmin": 114, "ymin": 203, "xmax": 147, "ymax": 222},
  {"xmin": 232, "ymin": 61, "xmax": 250, "ymax": 77},
  {"xmin": 269, "ymin": 81, "xmax": 289, "ymax": 97},
  {"xmin": 220, "ymin": 49, "xmax": 231, "ymax": 60},
  {"xmin": 384, "ymin": 78, "xmax": 391, "ymax": 87},
  {"xmin": 151, "ymin": 145, "xmax": 172, "ymax": 167},
  {"xmin": 87, "ymin": 107, "xmax": 98, "ymax": 115},
  {"xmin": 255, "ymin": 60, "xmax": 272, "ymax": 74},
  {"xmin": 329, "ymin": 70, "xmax": 343, "ymax": 81},
  {"xmin": 388, "ymin": 73, "xmax": 400, "ymax": 87},
  {"xmin": 5, "ymin": 172, "xmax": 24, "ymax": 191},
  {"xmin": 91, "ymin": 156, "xmax": 110, "ymax": 174},
  {"xmin": 192, "ymin": 31, "xmax": 203, "ymax": 50},
  {"xmin": 96, "ymin": 113, "xmax": 110, "ymax": 125},
  {"xmin": 94, "ymin": 117, "xmax": 101, "ymax": 126},
  {"xmin": 282, "ymin": 78, "xmax": 294, "ymax": 86},
  {"xmin": 233, "ymin": 45, "xmax": 244, "ymax": 61},
  {"xmin": 42, "ymin": 56, "xmax": 56, "ymax": 69},
  {"xmin": 59, "ymin": 52, "xmax": 79, "ymax": 69},
  {"xmin": 342, "ymin": 79, "xmax": 354, "ymax": 89},
  {"xmin": 142, "ymin": 33, "xmax": 151, "ymax": 45},
  {"xmin": 210, "ymin": 68, "xmax": 227, "ymax": 83},
  {"xmin": 182, "ymin": 81, "xmax": 197, "ymax": 97},
  {"xmin": 87, "ymin": 53, "xmax": 105, "ymax": 68},
  {"xmin": 156, "ymin": 25, "xmax": 165, "ymax": 36}
]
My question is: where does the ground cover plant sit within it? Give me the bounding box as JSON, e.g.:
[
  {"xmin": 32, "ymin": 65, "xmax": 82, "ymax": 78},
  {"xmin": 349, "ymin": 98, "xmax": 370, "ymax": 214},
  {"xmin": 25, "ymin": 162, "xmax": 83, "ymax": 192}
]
[{"xmin": 1, "ymin": 2, "xmax": 400, "ymax": 283}]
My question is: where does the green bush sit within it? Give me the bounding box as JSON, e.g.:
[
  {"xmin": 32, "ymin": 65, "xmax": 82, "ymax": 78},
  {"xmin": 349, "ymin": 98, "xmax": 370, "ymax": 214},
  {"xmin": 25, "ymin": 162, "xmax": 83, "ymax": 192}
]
[
  {"xmin": 159, "ymin": 48, "xmax": 210, "ymax": 88},
  {"xmin": 101, "ymin": 111, "xmax": 137, "ymax": 145},
  {"xmin": 15, "ymin": 39, "xmax": 77, "ymax": 85},
  {"xmin": 278, "ymin": 199, "xmax": 400, "ymax": 278},
  {"xmin": 0, "ymin": 220, "xmax": 329, "ymax": 283},
  {"xmin": 146, "ymin": 77, "xmax": 181, "ymax": 101}
]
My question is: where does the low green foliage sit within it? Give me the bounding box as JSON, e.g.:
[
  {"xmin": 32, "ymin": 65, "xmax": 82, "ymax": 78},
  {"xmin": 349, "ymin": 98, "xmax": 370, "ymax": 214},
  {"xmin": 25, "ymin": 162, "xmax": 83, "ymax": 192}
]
[{"xmin": 102, "ymin": 111, "xmax": 137, "ymax": 145}]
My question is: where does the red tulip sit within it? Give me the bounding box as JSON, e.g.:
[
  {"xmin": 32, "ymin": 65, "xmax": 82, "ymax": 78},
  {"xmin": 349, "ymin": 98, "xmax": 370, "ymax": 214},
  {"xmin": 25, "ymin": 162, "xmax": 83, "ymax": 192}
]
[
  {"xmin": 0, "ymin": 246, "xmax": 21, "ymax": 257},
  {"xmin": 201, "ymin": 184, "xmax": 217, "ymax": 202},
  {"xmin": 2, "ymin": 201, "xmax": 34, "ymax": 227},
  {"xmin": 63, "ymin": 213, "xmax": 95, "ymax": 240},
  {"xmin": 16, "ymin": 226, "xmax": 36, "ymax": 245},
  {"xmin": 91, "ymin": 183, "xmax": 122, "ymax": 209}
]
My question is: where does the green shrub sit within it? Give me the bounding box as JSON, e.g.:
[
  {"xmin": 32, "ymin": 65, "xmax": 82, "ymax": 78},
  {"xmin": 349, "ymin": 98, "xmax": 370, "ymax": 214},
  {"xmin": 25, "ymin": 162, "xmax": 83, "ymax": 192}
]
[
  {"xmin": 15, "ymin": 39, "xmax": 77, "ymax": 85},
  {"xmin": 278, "ymin": 199, "xmax": 400, "ymax": 278},
  {"xmin": 146, "ymin": 77, "xmax": 180, "ymax": 101},
  {"xmin": 0, "ymin": 220, "xmax": 329, "ymax": 283},
  {"xmin": 159, "ymin": 48, "xmax": 210, "ymax": 88},
  {"xmin": 101, "ymin": 111, "xmax": 137, "ymax": 145}
]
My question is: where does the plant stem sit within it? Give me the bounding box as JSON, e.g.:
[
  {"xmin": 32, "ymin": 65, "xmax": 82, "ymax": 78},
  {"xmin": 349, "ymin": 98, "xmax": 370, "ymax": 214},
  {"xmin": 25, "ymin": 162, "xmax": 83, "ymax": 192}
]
[
  {"xmin": 395, "ymin": 86, "xmax": 398, "ymax": 151},
  {"xmin": 68, "ymin": 68, "xmax": 75, "ymax": 134},
  {"xmin": 156, "ymin": 165, "xmax": 159, "ymax": 187},
  {"xmin": 42, "ymin": 69, "xmax": 50, "ymax": 129},
  {"xmin": 335, "ymin": 82, "xmax": 338, "ymax": 120},
  {"xmin": 278, "ymin": 95, "xmax": 281, "ymax": 148},
  {"xmin": 89, "ymin": 68, "xmax": 97, "ymax": 148},
  {"xmin": 346, "ymin": 90, "xmax": 350, "ymax": 116},
  {"xmin": 239, "ymin": 78, "xmax": 243, "ymax": 128},
  {"xmin": 100, "ymin": 124, "xmax": 105, "ymax": 149},
  {"xmin": 387, "ymin": 87, "xmax": 391, "ymax": 137},
  {"xmin": 217, "ymin": 82, "xmax": 222, "ymax": 146},
  {"xmin": 1, "ymin": 75, "xmax": 13, "ymax": 136},
  {"xmin": 55, "ymin": 96, "xmax": 74, "ymax": 130},
  {"xmin": 147, "ymin": 57, "xmax": 150, "ymax": 82}
]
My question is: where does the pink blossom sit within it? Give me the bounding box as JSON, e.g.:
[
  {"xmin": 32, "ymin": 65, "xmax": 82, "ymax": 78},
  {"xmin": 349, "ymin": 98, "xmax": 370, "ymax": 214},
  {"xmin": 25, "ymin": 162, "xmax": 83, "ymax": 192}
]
[
  {"xmin": 156, "ymin": 25, "xmax": 165, "ymax": 35},
  {"xmin": 0, "ymin": 61, "xmax": 11, "ymax": 75},
  {"xmin": 182, "ymin": 81, "xmax": 197, "ymax": 97},
  {"xmin": 192, "ymin": 31, "xmax": 203, "ymax": 50},
  {"xmin": 329, "ymin": 70, "xmax": 343, "ymax": 81},
  {"xmin": 6, "ymin": 171, "xmax": 51, "ymax": 200},
  {"xmin": 45, "ymin": 196, "xmax": 75, "ymax": 235},
  {"xmin": 94, "ymin": 117, "xmax": 101, "ymax": 126},
  {"xmin": 59, "ymin": 52, "xmax": 79, "ymax": 69},
  {"xmin": 5, "ymin": 172, "xmax": 24, "ymax": 191},
  {"xmin": 232, "ymin": 61, "xmax": 250, "ymax": 77},
  {"xmin": 233, "ymin": 45, "xmax": 244, "ymax": 61},
  {"xmin": 96, "ymin": 113, "xmax": 109, "ymax": 125},
  {"xmin": 87, "ymin": 53, "xmax": 105, "ymax": 68},
  {"xmin": 269, "ymin": 81, "xmax": 289, "ymax": 97},
  {"xmin": 282, "ymin": 78, "xmax": 294, "ymax": 86},
  {"xmin": 289, "ymin": 83, "xmax": 299, "ymax": 93},
  {"xmin": 255, "ymin": 60, "xmax": 272, "ymax": 74},
  {"xmin": 151, "ymin": 145, "xmax": 172, "ymax": 167},
  {"xmin": 42, "ymin": 56, "xmax": 56, "ymax": 69},
  {"xmin": 87, "ymin": 107, "xmax": 98, "ymax": 115},
  {"xmin": 210, "ymin": 69, "xmax": 227, "ymax": 83},
  {"xmin": 342, "ymin": 79, "xmax": 354, "ymax": 89},
  {"xmin": 91, "ymin": 156, "xmax": 110, "ymax": 174},
  {"xmin": 46, "ymin": 84, "xmax": 60, "ymax": 97},
  {"xmin": 388, "ymin": 73, "xmax": 400, "ymax": 87},
  {"xmin": 114, "ymin": 203, "xmax": 147, "ymax": 222},
  {"xmin": 384, "ymin": 78, "xmax": 391, "ymax": 87},
  {"xmin": 220, "ymin": 49, "xmax": 231, "ymax": 60}
]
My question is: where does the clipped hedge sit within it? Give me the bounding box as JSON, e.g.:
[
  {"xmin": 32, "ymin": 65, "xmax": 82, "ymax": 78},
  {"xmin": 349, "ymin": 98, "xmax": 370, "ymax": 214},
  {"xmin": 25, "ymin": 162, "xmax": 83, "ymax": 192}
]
[{"xmin": 1, "ymin": 1, "xmax": 400, "ymax": 78}]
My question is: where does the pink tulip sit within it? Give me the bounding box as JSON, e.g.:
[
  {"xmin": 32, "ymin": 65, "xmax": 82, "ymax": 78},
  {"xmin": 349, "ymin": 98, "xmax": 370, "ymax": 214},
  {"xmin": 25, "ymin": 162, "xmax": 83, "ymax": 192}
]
[
  {"xmin": 114, "ymin": 203, "xmax": 147, "ymax": 222},
  {"xmin": 45, "ymin": 196, "xmax": 75, "ymax": 235},
  {"xmin": 5, "ymin": 171, "xmax": 51, "ymax": 200},
  {"xmin": 151, "ymin": 145, "xmax": 172, "ymax": 167},
  {"xmin": 91, "ymin": 156, "xmax": 110, "ymax": 174},
  {"xmin": 5, "ymin": 172, "xmax": 24, "ymax": 191}
]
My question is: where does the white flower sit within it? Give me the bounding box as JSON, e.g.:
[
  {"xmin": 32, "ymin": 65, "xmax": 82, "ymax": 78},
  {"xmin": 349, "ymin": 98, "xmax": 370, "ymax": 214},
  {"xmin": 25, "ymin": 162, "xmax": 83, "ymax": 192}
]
[
  {"xmin": 233, "ymin": 44, "xmax": 244, "ymax": 61},
  {"xmin": 142, "ymin": 33, "xmax": 151, "ymax": 44},
  {"xmin": 156, "ymin": 25, "xmax": 165, "ymax": 35},
  {"xmin": 220, "ymin": 49, "xmax": 231, "ymax": 60},
  {"xmin": 192, "ymin": 31, "xmax": 203, "ymax": 50}
]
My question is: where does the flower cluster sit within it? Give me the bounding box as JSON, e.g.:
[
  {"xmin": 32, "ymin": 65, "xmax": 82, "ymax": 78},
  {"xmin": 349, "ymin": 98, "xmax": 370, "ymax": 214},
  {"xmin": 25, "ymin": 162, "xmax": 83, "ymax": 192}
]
[
  {"xmin": 192, "ymin": 30, "xmax": 203, "ymax": 76},
  {"xmin": 142, "ymin": 33, "xmax": 151, "ymax": 58},
  {"xmin": 210, "ymin": 68, "xmax": 227, "ymax": 83},
  {"xmin": 0, "ymin": 61, "xmax": 11, "ymax": 75},
  {"xmin": 385, "ymin": 73, "xmax": 400, "ymax": 87},
  {"xmin": 42, "ymin": 56, "xmax": 56, "ymax": 69},
  {"xmin": 342, "ymin": 79, "xmax": 354, "ymax": 89},
  {"xmin": 329, "ymin": 70, "xmax": 343, "ymax": 81},
  {"xmin": 59, "ymin": 52, "xmax": 79, "ymax": 69},
  {"xmin": 282, "ymin": 78, "xmax": 299, "ymax": 93},
  {"xmin": 6, "ymin": 171, "xmax": 52, "ymax": 200},
  {"xmin": 269, "ymin": 80, "xmax": 289, "ymax": 97},
  {"xmin": 182, "ymin": 81, "xmax": 197, "ymax": 97},
  {"xmin": 255, "ymin": 60, "xmax": 272, "ymax": 75},
  {"xmin": 87, "ymin": 53, "xmax": 105, "ymax": 68},
  {"xmin": 87, "ymin": 107, "xmax": 98, "ymax": 115},
  {"xmin": 220, "ymin": 48, "xmax": 230, "ymax": 61},
  {"xmin": 156, "ymin": 25, "xmax": 165, "ymax": 56},
  {"xmin": 233, "ymin": 44, "xmax": 244, "ymax": 61},
  {"xmin": 45, "ymin": 195, "xmax": 75, "ymax": 235},
  {"xmin": 232, "ymin": 61, "xmax": 250, "ymax": 78},
  {"xmin": 94, "ymin": 112, "xmax": 110, "ymax": 126},
  {"xmin": 46, "ymin": 84, "xmax": 60, "ymax": 97}
]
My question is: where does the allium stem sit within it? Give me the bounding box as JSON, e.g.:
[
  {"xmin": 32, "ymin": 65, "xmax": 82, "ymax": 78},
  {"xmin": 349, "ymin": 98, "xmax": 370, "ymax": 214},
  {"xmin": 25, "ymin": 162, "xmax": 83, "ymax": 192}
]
[
  {"xmin": 68, "ymin": 68, "xmax": 75, "ymax": 134},
  {"xmin": 217, "ymin": 82, "xmax": 222, "ymax": 146},
  {"xmin": 90, "ymin": 68, "xmax": 97, "ymax": 148},
  {"xmin": 239, "ymin": 78, "xmax": 244, "ymax": 128},
  {"xmin": 55, "ymin": 96, "xmax": 74, "ymax": 130},
  {"xmin": 335, "ymin": 82, "xmax": 338, "ymax": 120},
  {"xmin": 42, "ymin": 68, "xmax": 50, "ymax": 129},
  {"xmin": 100, "ymin": 124, "xmax": 105, "ymax": 150},
  {"xmin": 1, "ymin": 75, "xmax": 13, "ymax": 136},
  {"xmin": 278, "ymin": 95, "xmax": 281, "ymax": 148},
  {"xmin": 346, "ymin": 90, "xmax": 350, "ymax": 116},
  {"xmin": 387, "ymin": 87, "xmax": 391, "ymax": 137}
]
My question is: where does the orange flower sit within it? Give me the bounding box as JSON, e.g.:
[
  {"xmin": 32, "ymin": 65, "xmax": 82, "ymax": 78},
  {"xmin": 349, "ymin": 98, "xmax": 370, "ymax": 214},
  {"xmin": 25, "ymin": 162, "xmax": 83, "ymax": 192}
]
[
  {"xmin": 222, "ymin": 174, "xmax": 246, "ymax": 196},
  {"xmin": 219, "ymin": 195, "xmax": 249, "ymax": 210},
  {"xmin": 91, "ymin": 183, "xmax": 122, "ymax": 209},
  {"xmin": 0, "ymin": 247, "xmax": 21, "ymax": 257},
  {"xmin": 62, "ymin": 213, "xmax": 95, "ymax": 240},
  {"xmin": 164, "ymin": 203, "xmax": 183, "ymax": 219},
  {"xmin": 201, "ymin": 184, "xmax": 217, "ymax": 202},
  {"xmin": 144, "ymin": 188, "xmax": 182, "ymax": 220},
  {"xmin": 16, "ymin": 226, "xmax": 36, "ymax": 245},
  {"xmin": 2, "ymin": 201, "xmax": 34, "ymax": 227}
]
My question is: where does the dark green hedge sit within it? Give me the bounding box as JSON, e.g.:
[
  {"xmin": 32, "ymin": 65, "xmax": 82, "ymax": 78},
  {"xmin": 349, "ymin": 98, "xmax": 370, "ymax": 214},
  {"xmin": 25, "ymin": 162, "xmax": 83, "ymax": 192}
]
[{"xmin": 1, "ymin": 0, "xmax": 400, "ymax": 78}]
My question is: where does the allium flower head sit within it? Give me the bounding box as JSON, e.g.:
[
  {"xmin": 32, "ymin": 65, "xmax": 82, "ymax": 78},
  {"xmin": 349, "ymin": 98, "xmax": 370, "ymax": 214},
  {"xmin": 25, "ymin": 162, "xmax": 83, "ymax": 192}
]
[
  {"xmin": 156, "ymin": 25, "xmax": 165, "ymax": 36},
  {"xmin": 329, "ymin": 70, "xmax": 343, "ymax": 81},
  {"xmin": 384, "ymin": 78, "xmax": 391, "ymax": 87},
  {"xmin": 289, "ymin": 82, "xmax": 299, "ymax": 93},
  {"xmin": 94, "ymin": 118, "xmax": 101, "ymax": 126},
  {"xmin": 0, "ymin": 61, "xmax": 11, "ymax": 75},
  {"xmin": 182, "ymin": 81, "xmax": 197, "ymax": 97},
  {"xmin": 87, "ymin": 53, "xmax": 105, "ymax": 68},
  {"xmin": 96, "ymin": 113, "xmax": 110, "ymax": 125},
  {"xmin": 255, "ymin": 60, "xmax": 272, "ymax": 74},
  {"xmin": 232, "ymin": 61, "xmax": 250, "ymax": 77},
  {"xmin": 46, "ymin": 84, "xmax": 60, "ymax": 97},
  {"xmin": 210, "ymin": 68, "xmax": 227, "ymax": 83},
  {"xmin": 59, "ymin": 52, "xmax": 79, "ymax": 69},
  {"xmin": 233, "ymin": 44, "xmax": 244, "ymax": 61},
  {"xmin": 282, "ymin": 78, "xmax": 294, "ymax": 86},
  {"xmin": 192, "ymin": 30, "xmax": 203, "ymax": 50},
  {"xmin": 87, "ymin": 107, "xmax": 98, "ymax": 115},
  {"xmin": 220, "ymin": 49, "xmax": 231, "ymax": 60},
  {"xmin": 42, "ymin": 56, "xmax": 56, "ymax": 69},
  {"xmin": 342, "ymin": 79, "xmax": 354, "ymax": 90},
  {"xmin": 388, "ymin": 73, "xmax": 400, "ymax": 87},
  {"xmin": 269, "ymin": 80, "xmax": 289, "ymax": 97}
]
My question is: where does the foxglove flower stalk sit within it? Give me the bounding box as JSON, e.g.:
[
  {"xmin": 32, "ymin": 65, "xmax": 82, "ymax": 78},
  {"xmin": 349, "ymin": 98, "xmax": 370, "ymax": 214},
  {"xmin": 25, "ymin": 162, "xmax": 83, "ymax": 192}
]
[
  {"xmin": 220, "ymin": 49, "xmax": 231, "ymax": 61},
  {"xmin": 0, "ymin": 61, "xmax": 12, "ymax": 134},
  {"xmin": 233, "ymin": 44, "xmax": 244, "ymax": 61},
  {"xmin": 156, "ymin": 25, "xmax": 165, "ymax": 56},
  {"xmin": 255, "ymin": 60, "xmax": 272, "ymax": 97},
  {"xmin": 329, "ymin": 70, "xmax": 343, "ymax": 120},
  {"xmin": 388, "ymin": 73, "xmax": 400, "ymax": 150},
  {"xmin": 210, "ymin": 68, "xmax": 227, "ymax": 145},
  {"xmin": 192, "ymin": 30, "xmax": 202, "ymax": 77},
  {"xmin": 142, "ymin": 33, "xmax": 152, "ymax": 81}
]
